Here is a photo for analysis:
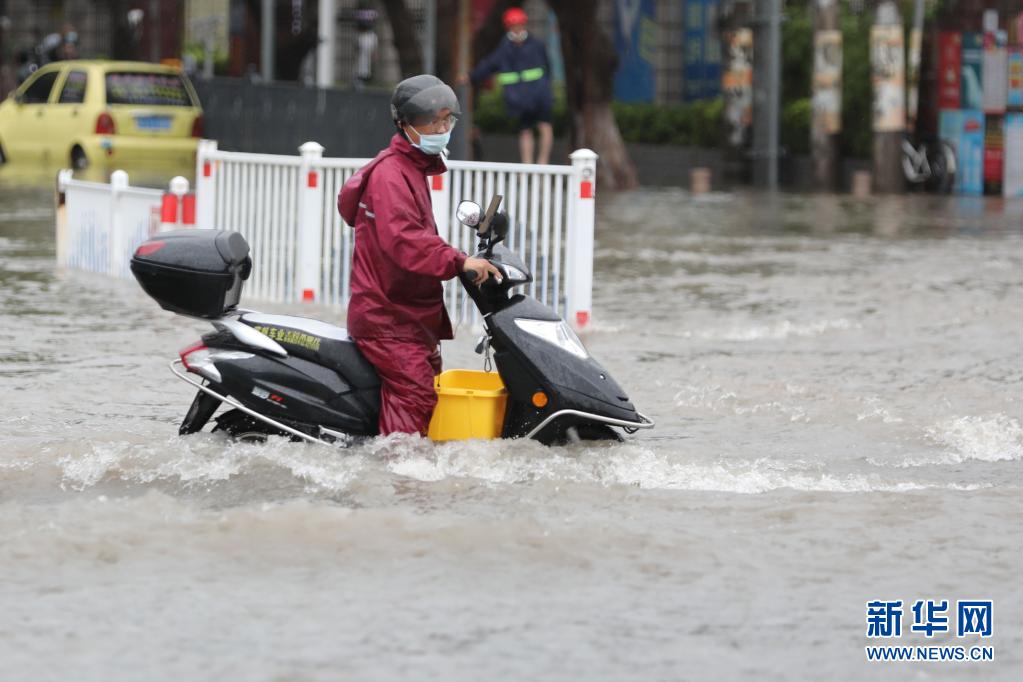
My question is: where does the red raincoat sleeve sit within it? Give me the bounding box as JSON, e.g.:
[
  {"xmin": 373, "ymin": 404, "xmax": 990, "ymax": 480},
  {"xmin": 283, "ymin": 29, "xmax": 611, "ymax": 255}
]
[{"xmin": 370, "ymin": 172, "xmax": 467, "ymax": 279}]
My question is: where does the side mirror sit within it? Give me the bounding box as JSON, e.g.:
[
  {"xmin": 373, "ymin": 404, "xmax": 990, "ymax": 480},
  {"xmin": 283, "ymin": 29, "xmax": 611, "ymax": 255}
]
[
  {"xmin": 13, "ymin": 92, "xmax": 24, "ymax": 105},
  {"xmin": 455, "ymin": 200, "xmax": 482, "ymax": 228}
]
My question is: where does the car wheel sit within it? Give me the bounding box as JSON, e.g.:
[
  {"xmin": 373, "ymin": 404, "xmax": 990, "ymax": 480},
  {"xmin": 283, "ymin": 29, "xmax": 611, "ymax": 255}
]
[{"xmin": 70, "ymin": 146, "xmax": 88, "ymax": 170}]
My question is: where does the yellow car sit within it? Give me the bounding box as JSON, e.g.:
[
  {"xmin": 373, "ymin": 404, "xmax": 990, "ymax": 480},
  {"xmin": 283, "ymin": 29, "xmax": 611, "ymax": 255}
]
[{"xmin": 0, "ymin": 60, "xmax": 202, "ymax": 170}]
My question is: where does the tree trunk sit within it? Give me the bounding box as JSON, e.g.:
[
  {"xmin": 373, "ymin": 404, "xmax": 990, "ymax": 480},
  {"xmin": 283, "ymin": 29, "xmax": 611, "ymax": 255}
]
[
  {"xmin": 871, "ymin": 0, "xmax": 905, "ymax": 193},
  {"xmin": 380, "ymin": 0, "xmax": 424, "ymax": 78},
  {"xmin": 472, "ymin": 0, "xmax": 518, "ymax": 64},
  {"xmin": 435, "ymin": 0, "xmax": 458, "ymax": 84},
  {"xmin": 109, "ymin": 0, "xmax": 138, "ymax": 61},
  {"xmin": 240, "ymin": 0, "xmax": 319, "ymax": 81},
  {"xmin": 273, "ymin": 0, "xmax": 319, "ymax": 81},
  {"xmin": 545, "ymin": 0, "xmax": 637, "ymax": 191}
]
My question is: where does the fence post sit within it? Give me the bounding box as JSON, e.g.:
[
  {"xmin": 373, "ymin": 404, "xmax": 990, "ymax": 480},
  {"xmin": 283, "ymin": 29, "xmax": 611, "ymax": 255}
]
[
  {"xmin": 195, "ymin": 139, "xmax": 218, "ymax": 229},
  {"xmin": 161, "ymin": 176, "xmax": 190, "ymax": 232},
  {"xmin": 566, "ymin": 148, "xmax": 597, "ymax": 329},
  {"xmin": 430, "ymin": 171, "xmax": 451, "ymax": 242},
  {"xmin": 297, "ymin": 141, "xmax": 325, "ymax": 302},
  {"xmin": 109, "ymin": 170, "xmax": 129, "ymax": 277},
  {"xmin": 55, "ymin": 168, "xmax": 73, "ymax": 267}
]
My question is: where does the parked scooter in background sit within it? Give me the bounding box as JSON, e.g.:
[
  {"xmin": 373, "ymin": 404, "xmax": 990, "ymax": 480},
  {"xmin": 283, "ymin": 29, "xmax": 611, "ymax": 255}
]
[{"xmin": 902, "ymin": 134, "xmax": 956, "ymax": 194}]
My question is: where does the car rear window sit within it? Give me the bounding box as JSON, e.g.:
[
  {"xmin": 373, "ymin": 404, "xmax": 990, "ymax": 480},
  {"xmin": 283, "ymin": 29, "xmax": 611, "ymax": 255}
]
[{"xmin": 104, "ymin": 72, "xmax": 194, "ymax": 106}]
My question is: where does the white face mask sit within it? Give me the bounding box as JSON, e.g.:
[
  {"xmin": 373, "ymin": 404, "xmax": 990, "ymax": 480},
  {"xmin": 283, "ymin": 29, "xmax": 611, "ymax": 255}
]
[
  {"xmin": 412, "ymin": 130, "xmax": 450, "ymax": 155},
  {"xmin": 405, "ymin": 124, "xmax": 451, "ymax": 156},
  {"xmin": 507, "ymin": 30, "xmax": 528, "ymax": 43}
]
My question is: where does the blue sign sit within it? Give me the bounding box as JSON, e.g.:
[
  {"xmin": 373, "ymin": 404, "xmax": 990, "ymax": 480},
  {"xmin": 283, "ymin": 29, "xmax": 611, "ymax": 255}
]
[
  {"xmin": 962, "ymin": 33, "xmax": 984, "ymax": 110},
  {"xmin": 683, "ymin": 0, "xmax": 722, "ymax": 101},
  {"xmin": 940, "ymin": 109, "xmax": 986, "ymax": 195},
  {"xmin": 1005, "ymin": 114, "xmax": 1023, "ymax": 197},
  {"xmin": 545, "ymin": 13, "xmax": 565, "ymax": 85},
  {"xmin": 959, "ymin": 110, "xmax": 986, "ymax": 195},
  {"xmin": 613, "ymin": 0, "xmax": 656, "ymax": 102}
]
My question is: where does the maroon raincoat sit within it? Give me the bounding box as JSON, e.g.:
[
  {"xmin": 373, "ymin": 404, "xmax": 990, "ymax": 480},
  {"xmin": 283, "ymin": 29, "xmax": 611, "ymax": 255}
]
[{"xmin": 338, "ymin": 133, "xmax": 467, "ymax": 435}]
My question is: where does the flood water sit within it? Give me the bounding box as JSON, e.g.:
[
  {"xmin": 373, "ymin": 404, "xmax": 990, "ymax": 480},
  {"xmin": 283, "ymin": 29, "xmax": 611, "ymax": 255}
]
[{"xmin": 2, "ymin": 177, "xmax": 1022, "ymax": 680}]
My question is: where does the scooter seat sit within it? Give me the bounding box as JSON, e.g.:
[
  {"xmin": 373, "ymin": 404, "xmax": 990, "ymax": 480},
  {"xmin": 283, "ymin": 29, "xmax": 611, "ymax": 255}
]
[
  {"xmin": 315, "ymin": 337, "xmax": 380, "ymax": 389},
  {"xmin": 239, "ymin": 312, "xmax": 380, "ymax": 388}
]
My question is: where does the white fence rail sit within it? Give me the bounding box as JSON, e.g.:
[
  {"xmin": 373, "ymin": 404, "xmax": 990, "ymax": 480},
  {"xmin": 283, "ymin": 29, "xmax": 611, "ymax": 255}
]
[
  {"xmin": 57, "ymin": 140, "xmax": 598, "ymax": 328},
  {"xmin": 56, "ymin": 170, "xmax": 195, "ymax": 279}
]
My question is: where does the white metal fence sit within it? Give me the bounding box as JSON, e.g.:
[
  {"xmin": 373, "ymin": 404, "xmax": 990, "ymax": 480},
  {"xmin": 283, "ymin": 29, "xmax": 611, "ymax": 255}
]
[
  {"xmin": 56, "ymin": 170, "xmax": 195, "ymax": 279},
  {"xmin": 57, "ymin": 139, "xmax": 599, "ymax": 328},
  {"xmin": 195, "ymin": 140, "xmax": 597, "ymax": 327}
]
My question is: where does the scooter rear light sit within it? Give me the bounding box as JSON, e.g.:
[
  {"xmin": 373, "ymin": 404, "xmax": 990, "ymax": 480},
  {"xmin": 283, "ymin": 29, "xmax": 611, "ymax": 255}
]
[
  {"xmin": 179, "ymin": 344, "xmax": 254, "ymax": 384},
  {"xmin": 179, "ymin": 342, "xmax": 209, "ymax": 372},
  {"xmin": 180, "ymin": 343, "xmax": 221, "ymax": 384},
  {"xmin": 135, "ymin": 240, "xmax": 165, "ymax": 257}
]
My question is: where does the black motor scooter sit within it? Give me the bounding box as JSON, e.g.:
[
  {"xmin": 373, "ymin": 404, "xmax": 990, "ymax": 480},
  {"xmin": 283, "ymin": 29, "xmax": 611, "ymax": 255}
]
[{"xmin": 130, "ymin": 195, "xmax": 653, "ymax": 445}]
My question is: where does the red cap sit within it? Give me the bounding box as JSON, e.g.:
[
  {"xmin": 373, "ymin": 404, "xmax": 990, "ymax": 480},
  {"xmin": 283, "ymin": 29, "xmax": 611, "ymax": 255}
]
[{"xmin": 503, "ymin": 7, "xmax": 527, "ymax": 29}]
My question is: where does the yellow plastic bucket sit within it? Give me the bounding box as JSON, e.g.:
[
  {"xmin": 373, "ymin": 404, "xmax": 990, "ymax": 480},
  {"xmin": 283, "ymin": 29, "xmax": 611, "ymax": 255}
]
[{"xmin": 427, "ymin": 369, "xmax": 508, "ymax": 441}]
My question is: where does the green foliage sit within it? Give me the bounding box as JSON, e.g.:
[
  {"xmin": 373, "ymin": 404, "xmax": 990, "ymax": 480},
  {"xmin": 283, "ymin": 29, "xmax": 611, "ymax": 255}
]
[
  {"xmin": 612, "ymin": 98, "xmax": 725, "ymax": 147},
  {"xmin": 473, "ymin": 85, "xmax": 569, "ymax": 135},
  {"xmin": 474, "ymin": 84, "xmax": 725, "ymax": 147},
  {"xmin": 782, "ymin": 3, "xmax": 813, "ymax": 105},
  {"xmin": 183, "ymin": 43, "xmax": 231, "ymax": 77},
  {"xmin": 840, "ymin": 9, "xmax": 873, "ymax": 159},
  {"xmin": 777, "ymin": 2, "xmax": 873, "ymax": 159},
  {"xmin": 782, "ymin": 97, "xmax": 812, "ymax": 156}
]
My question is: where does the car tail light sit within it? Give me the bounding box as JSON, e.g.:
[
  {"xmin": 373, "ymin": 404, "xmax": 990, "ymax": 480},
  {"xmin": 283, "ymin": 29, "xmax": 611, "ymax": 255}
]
[
  {"xmin": 95, "ymin": 112, "xmax": 116, "ymax": 135},
  {"xmin": 191, "ymin": 114, "xmax": 204, "ymax": 138}
]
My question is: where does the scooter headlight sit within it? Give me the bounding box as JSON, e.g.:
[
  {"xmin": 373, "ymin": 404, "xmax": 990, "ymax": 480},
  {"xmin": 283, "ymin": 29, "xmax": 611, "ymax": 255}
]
[
  {"xmin": 500, "ymin": 263, "xmax": 529, "ymax": 283},
  {"xmin": 514, "ymin": 319, "xmax": 589, "ymax": 359}
]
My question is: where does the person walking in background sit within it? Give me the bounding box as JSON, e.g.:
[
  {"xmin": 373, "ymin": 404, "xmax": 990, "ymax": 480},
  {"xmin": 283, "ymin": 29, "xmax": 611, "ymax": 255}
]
[
  {"xmin": 353, "ymin": 9, "xmax": 378, "ymax": 90},
  {"xmin": 464, "ymin": 7, "xmax": 553, "ymax": 165},
  {"xmin": 38, "ymin": 23, "xmax": 78, "ymax": 64}
]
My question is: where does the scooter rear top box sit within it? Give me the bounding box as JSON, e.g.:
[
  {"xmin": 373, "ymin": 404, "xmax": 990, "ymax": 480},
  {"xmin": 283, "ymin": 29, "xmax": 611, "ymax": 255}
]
[{"xmin": 131, "ymin": 229, "xmax": 251, "ymax": 319}]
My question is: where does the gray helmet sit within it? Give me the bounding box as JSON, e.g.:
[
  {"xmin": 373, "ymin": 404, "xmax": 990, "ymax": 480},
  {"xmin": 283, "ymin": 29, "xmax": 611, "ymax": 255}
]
[{"xmin": 391, "ymin": 74, "xmax": 461, "ymax": 128}]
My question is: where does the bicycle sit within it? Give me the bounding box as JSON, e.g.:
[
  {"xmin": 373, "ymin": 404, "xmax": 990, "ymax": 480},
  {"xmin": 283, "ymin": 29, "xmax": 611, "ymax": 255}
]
[{"xmin": 902, "ymin": 135, "xmax": 956, "ymax": 193}]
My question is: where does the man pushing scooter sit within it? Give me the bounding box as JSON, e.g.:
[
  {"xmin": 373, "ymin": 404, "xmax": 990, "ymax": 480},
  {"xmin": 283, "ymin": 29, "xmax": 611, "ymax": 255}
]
[{"xmin": 338, "ymin": 75, "xmax": 502, "ymax": 436}]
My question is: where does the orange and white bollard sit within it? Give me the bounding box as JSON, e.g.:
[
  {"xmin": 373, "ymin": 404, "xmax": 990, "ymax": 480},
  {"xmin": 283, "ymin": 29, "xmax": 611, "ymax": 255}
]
[
  {"xmin": 567, "ymin": 149, "xmax": 597, "ymax": 330},
  {"xmin": 159, "ymin": 176, "xmax": 196, "ymax": 232}
]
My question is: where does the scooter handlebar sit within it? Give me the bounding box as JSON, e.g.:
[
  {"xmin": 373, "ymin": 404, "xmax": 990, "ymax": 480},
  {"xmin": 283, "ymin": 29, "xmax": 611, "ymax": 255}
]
[{"xmin": 462, "ymin": 269, "xmax": 504, "ymax": 287}]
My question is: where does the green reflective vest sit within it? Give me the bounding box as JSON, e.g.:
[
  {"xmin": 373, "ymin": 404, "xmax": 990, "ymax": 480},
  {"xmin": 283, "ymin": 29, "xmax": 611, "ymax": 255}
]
[{"xmin": 496, "ymin": 67, "xmax": 545, "ymax": 86}]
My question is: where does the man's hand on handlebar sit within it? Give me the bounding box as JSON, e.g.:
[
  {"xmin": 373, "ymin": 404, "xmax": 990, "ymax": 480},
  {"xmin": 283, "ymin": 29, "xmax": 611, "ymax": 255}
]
[{"xmin": 463, "ymin": 257, "xmax": 503, "ymax": 286}]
